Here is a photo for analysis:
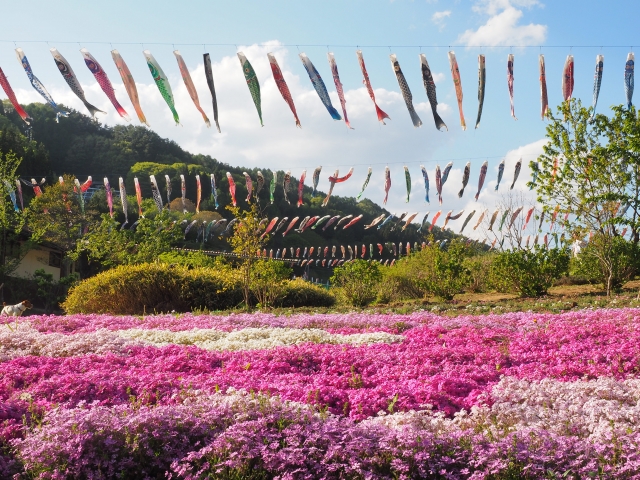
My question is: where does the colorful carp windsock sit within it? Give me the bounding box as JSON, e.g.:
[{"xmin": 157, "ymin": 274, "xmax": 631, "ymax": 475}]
[
  {"xmin": 313, "ymin": 215, "xmax": 331, "ymax": 229},
  {"xmin": 244, "ymin": 172, "xmax": 253, "ymax": 203},
  {"xmin": 460, "ymin": 210, "xmax": 476, "ymax": 233},
  {"xmin": 226, "ymin": 172, "xmax": 237, "ymax": 206},
  {"xmin": 343, "ymin": 214, "xmax": 363, "ymax": 230},
  {"xmin": 174, "ymin": 50, "xmax": 210, "ymax": 127},
  {"xmin": 237, "ymin": 52, "xmax": 263, "ymax": 126},
  {"xmin": 499, "ymin": 209, "xmax": 510, "ymax": 231},
  {"xmin": 50, "ymin": 48, "xmax": 104, "ymax": 118},
  {"xmin": 448, "ymin": 51, "xmax": 466, "ymax": 130},
  {"xmin": 435, "ymin": 165, "xmax": 443, "ymax": 204},
  {"xmin": 203, "ymin": 53, "xmax": 221, "ymax": 132},
  {"xmin": 357, "ymin": 50, "xmax": 389, "ymax": 124},
  {"xmin": 282, "ymin": 217, "xmax": 299, "ymax": 237},
  {"xmin": 195, "ymin": 175, "xmax": 202, "ymax": 212},
  {"xmin": 3, "ymin": 181, "xmax": 18, "ymax": 212},
  {"xmin": 507, "ymin": 54, "xmax": 517, "ymax": 120},
  {"xmin": 268, "ymin": 53, "xmax": 300, "ymax": 128},
  {"xmin": 475, "ymin": 54, "xmax": 486, "ymax": 129},
  {"xmin": 322, "ymin": 170, "xmax": 337, "ymax": 207},
  {"xmin": 419, "ymin": 53, "xmax": 447, "ymax": 131},
  {"xmin": 404, "ymin": 166, "xmax": 411, "ymax": 202},
  {"xmin": 592, "ymin": 55, "xmax": 604, "ymax": 115},
  {"xmin": 475, "ymin": 161, "xmax": 488, "ymax": 200},
  {"xmin": 323, "ymin": 215, "xmax": 340, "ymax": 231},
  {"xmin": 327, "ymin": 52, "xmax": 352, "ymax": 129},
  {"xmin": 104, "ymin": 177, "xmax": 113, "ymax": 217},
  {"xmin": 417, "ymin": 212, "xmax": 430, "ymax": 232},
  {"xmin": 390, "ymin": 54, "xmax": 422, "ymax": 127},
  {"xmin": 0, "ymin": 67, "xmax": 31, "ymax": 124},
  {"xmin": 180, "ymin": 174, "xmax": 187, "ymax": 212},
  {"xmin": 625, "ymin": 53, "xmax": 635, "ymax": 109},
  {"xmin": 311, "ymin": 167, "xmax": 322, "ymax": 197},
  {"xmin": 383, "ymin": 167, "xmax": 391, "ymax": 205},
  {"xmin": 459, "ymin": 162, "xmax": 470, "ymax": 198},
  {"xmin": 283, "ymin": 171, "xmax": 291, "ymax": 205},
  {"xmin": 16, "ymin": 48, "xmax": 68, "ymax": 121},
  {"xmin": 562, "ymin": 55, "xmax": 575, "ymax": 103},
  {"xmin": 335, "ymin": 215, "xmax": 353, "ymax": 229},
  {"xmin": 402, "ymin": 212, "xmax": 418, "ymax": 231},
  {"xmin": 509, "ymin": 207, "xmax": 523, "ymax": 229},
  {"xmin": 164, "ymin": 175, "xmax": 171, "ymax": 205},
  {"xmin": 511, "ymin": 159, "xmax": 522, "ymax": 190},
  {"xmin": 473, "ymin": 210, "xmax": 486, "ymax": 230},
  {"xmin": 523, "ymin": 207, "xmax": 535, "ymax": 230},
  {"xmin": 144, "ymin": 50, "xmax": 179, "ymax": 125},
  {"xmin": 356, "ymin": 167, "xmax": 372, "ymax": 200},
  {"xmin": 119, "ymin": 177, "xmax": 128, "ymax": 226},
  {"xmin": 80, "ymin": 49, "xmax": 129, "ymax": 120},
  {"xmin": 111, "ymin": 49, "xmax": 147, "ymax": 125},
  {"xmin": 441, "ymin": 162, "xmax": 453, "ymax": 187},
  {"xmin": 495, "ymin": 159, "xmax": 505, "ymax": 191},
  {"xmin": 150, "ymin": 175, "xmax": 163, "ymax": 212},
  {"xmin": 364, "ymin": 213, "xmax": 385, "ymax": 229},
  {"xmin": 274, "ymin": 217, "xmax": 288, "ymax": 234},
  {"xmin": 299, "ymin": 52, "xmax": 341, "ymax": 121},
  {"xmin": 256, "ymin": 171, "xmax": 265, "ymax": 198},
  {"xmin": 487, "ymin": 209, "xmax": 499, "ymax": 231},
  {"xmin": 429, "ymin": 210, "xmax": 442, "ymax": 232},
  {"xmin": 297, "ymin": 170, "xmax": 306, "ymax": 207},
  {"xmin": 74, "ymin": 179, "xmax": 85, "ymax": 213},
  {"xmin": 261, "ymin": 217, "xmax": 278, "ymax": 239},
  {"xmin": 134, "ymin": 177, "xmax": 143, "ymax": 216},
  {"xmin": 530, "ymin": 162, "xmax": 539, "ymax": 190},
  {"xmin": 210, "ymin": 174, "xmax": 219, "ymax": 209},
  {"xmin": 539, "ymin": 54, "xmax": 549, "ymax": 119},
  {"xmin": 420, "ymin": 166, "xmax": 430, "ymax": 203},
  {"xmin": 270, "ymin": 171, "xmax": 277, "ymax": 204}
]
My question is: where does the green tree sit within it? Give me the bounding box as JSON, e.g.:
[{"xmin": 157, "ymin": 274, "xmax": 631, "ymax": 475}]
[
  {"xmin": 25, "ymin": 175, "xmax": 96, "ymax": 258},
  {"xmin": 226, "ymin": 203, "xmax": 268, "ymax": 308},
  {"xmin": 73, "ymin": 210, "xmax": 183, "ymax": 269}
]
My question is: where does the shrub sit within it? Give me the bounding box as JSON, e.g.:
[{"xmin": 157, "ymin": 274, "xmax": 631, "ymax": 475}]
[
  {"xmin": 376, "ymin": 267, "xmax": 423, "ymax": 304},
  {"xmin": 331, "ymin": 260, "xmax": 382, "ymax": 307},
  {"xmin": 464, "ymin": 254, "xmax": 494, "ymax": 293},
  {"xmin": 489, "ymin": 247, "xmax": 570, "ymax": 297},
  {"xmin": 250, "ymin": 260, "xmax": 292, "ymax": 308},
  {"xmin": 63, "ymin": 263, "xmax": 243, "ymax": 314},
  {"xmin": 389, "ymin": 239, "xmax": 470, "ymax": 301},
  {"xmin": 276, "ymin": 278, "xmax": 335, "ymax": 308},
  {"xmin": 573, "ymin": 234, "xmax": 640, "ymax": 295}
]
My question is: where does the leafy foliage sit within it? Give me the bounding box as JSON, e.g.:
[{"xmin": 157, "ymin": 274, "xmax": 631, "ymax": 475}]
[
  {"xmin": 72, "ymin": 211, "xmax": 183, "ymax": 269},
  {"xmin": 573, "ymin": 234, "xmax": 639, "ymax": 294},
  {"xmin": 331, "ymin": 260, "xmax": 382, "ymax": 307},
  {"xmin": 250, "ymin": 260, "xmax": 292, "ymax": 308},
  {"xmin": 489, "ymin": 247, "xmax": 570, "ymax": 297}
]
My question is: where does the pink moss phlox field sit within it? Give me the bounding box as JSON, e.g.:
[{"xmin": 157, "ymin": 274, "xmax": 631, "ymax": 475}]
[{"xmin": 3, "ymin": 308, "xmax": 640, "ymax": 477}]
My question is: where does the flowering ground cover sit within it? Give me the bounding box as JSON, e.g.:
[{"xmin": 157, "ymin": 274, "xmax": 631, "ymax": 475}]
[{"xmin": 2, "ymin": 309, "xmax": 640, "ymax": 478}]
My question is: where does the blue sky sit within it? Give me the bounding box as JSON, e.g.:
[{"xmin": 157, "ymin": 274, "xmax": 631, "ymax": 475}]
[{"xmin": 0, "ymin": 0, "xmax": 636, "ymax": 241}]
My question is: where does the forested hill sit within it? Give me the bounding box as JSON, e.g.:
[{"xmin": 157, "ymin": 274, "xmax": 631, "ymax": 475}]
[{"xmin": 0, "ymin": 100, "xmax": 472, "ymax": 250}]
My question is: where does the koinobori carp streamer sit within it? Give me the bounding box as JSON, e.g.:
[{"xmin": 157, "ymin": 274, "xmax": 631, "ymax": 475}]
[
  {"xmin": 357, "ymin": 50, "xmax": 390, "ymax": 124},
  {"xmin": 174, "ymin": 50, "xmax": 210, "ymax": 127},
  {"xmin": 50, "ymin": 48, "xmax": 104, "ymax": 118},
  {"xmin": 81, "ymin": 49, "xmax": 129, "ymax": 120},
  {"xmin": 111, "ymin": 50, "xmax": 147, "ymax": 125},
  {"xmin": 390, "ymin": 54, "xmax": 421, "ymax": 127},
  {"xmin": 268, "ymin": 53, "xmax": 301, "ymax": 128},
  {"xmin": 327, "ymin": 52, "xmax": 352, "ymax": 129},
  {"xmin": 144, "ymin": 50, "xmax": 179, "ymax": 125},
  {"xmin": 16, "ymin": 48, "xmax": 69, "ymax": 121},
  {"xmin": 299, "ymin": 52, "xmax": 341, "ymax": 121}
]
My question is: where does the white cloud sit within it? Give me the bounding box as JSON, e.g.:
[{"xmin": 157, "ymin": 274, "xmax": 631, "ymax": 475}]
[
  {"xmin": 432, "ymin": 10, "xmax": 452, "ymax": 23},
  {"xmin": 457, "ymin": 0, "xmax": 547, "ymax": 47}
]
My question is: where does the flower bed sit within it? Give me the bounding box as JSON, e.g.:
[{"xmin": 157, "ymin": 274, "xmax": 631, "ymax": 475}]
[{"xmin": 2, "ymin": 309, "xmax": 640, "ymax": 477}]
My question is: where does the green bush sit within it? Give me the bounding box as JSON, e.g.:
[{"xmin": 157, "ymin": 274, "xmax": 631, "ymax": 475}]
[
  {"xmin": 276, "ymin": 278, "xmax": 335, "ymax": 308},
  {"xmin": 376, "ymin": 267, "xmax": 423, "ymax": 304},
  {"xmin": 464, "ymin": 254, "xmax": 494, "ymax": 293},
  {"xmin": 389, "ymin": 239, "xmax": 470, "ymax": 301},
  {"xmin": 250, "ymin": 260, "xmax": 292, "ymax": 308},
  {"xmin": 331, "ymin": 260, "xmax": 382, "ymax": 307},
  {"xmin": 63, "ymin": 263, "xmax": 243, "ymax": 314},
  {"xmin": 573, "ymin": 234, "xmax": 639, "ymax": 294},
  {"xmin": 489, "ymin": 247, "xmax": 570, "ymax": 297}
]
